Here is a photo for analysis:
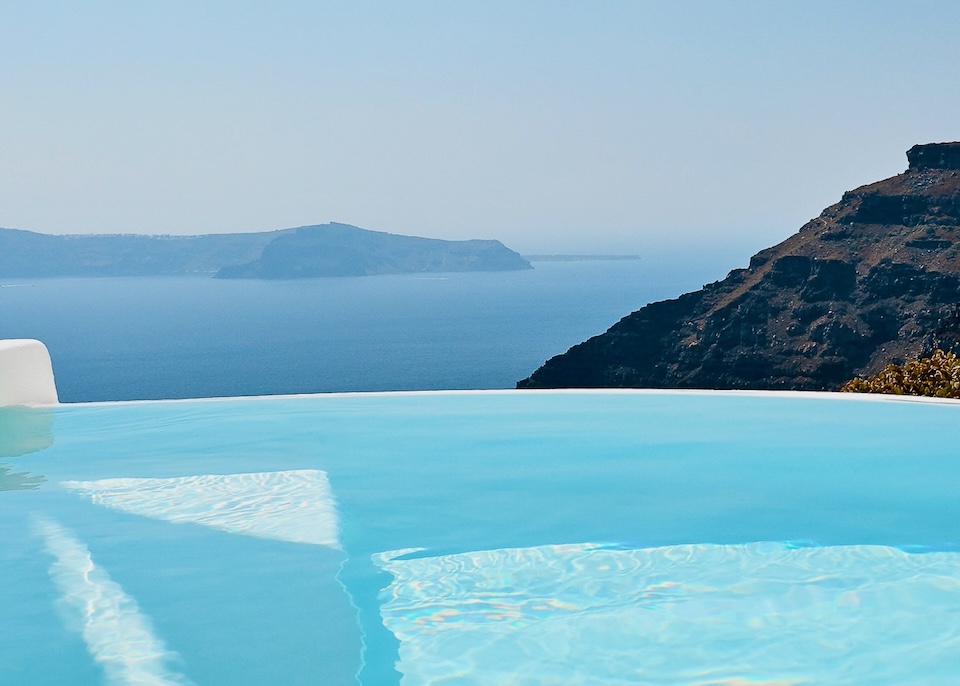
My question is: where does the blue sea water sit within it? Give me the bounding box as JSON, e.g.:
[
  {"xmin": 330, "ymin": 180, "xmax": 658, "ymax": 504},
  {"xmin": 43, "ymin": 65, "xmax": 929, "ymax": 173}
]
[{"xmin": 0, "ymin": 259, "xmax": 712, "ymax": 402}]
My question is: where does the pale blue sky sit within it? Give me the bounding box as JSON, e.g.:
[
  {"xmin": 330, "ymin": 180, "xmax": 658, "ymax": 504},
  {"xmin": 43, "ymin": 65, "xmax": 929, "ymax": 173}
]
[{"xmin": 2, "ymin": 2, "xmax": 959, "ymax": 261}]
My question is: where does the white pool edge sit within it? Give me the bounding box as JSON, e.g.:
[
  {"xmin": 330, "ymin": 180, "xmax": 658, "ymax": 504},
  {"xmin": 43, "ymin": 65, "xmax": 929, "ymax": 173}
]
[{"xmin": 58, "ymin": 387, "xmax": 960, "ymax": 408}]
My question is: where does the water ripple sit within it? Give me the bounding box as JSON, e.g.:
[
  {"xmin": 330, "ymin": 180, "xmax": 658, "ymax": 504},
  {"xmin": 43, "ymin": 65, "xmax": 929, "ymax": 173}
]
[
  {"xmin": 63, "ymin": 469, "xmax": 339, "ymax": 548},
  {"xmin": 34, "ymin": 515, "xmax": 192, "ymax": 686},
  {"xmin": 374, "ymin": 541, "xmax": 960, "ymax": 685}
]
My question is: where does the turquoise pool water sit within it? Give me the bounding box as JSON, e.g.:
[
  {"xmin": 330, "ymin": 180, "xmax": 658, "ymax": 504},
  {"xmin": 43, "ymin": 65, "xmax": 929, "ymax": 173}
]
[{"xmin": 2, "ymin": 391, "xmax": 959, "ymax": 684}]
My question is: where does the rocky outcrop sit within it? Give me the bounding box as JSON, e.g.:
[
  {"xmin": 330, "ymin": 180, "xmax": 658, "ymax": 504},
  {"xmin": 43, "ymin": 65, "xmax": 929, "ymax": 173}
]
[
  {"xmin": 519, "ymin": 143, "xmax": 960, "ymax": 391},
  {"xmin": 907, "ymin": 142, "xmax": 960, "ymax": 171}
]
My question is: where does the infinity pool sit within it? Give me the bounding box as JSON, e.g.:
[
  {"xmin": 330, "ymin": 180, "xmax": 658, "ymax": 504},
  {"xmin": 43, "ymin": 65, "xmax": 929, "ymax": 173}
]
[{"xmin": 2, "ymin": 390, "xmax": 959, "ymax": 685}]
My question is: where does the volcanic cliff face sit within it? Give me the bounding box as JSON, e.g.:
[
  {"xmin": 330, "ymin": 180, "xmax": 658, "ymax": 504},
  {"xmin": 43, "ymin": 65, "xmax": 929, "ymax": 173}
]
[{"xmin": 518, "ymin": 143, "xmax": 960, "ymax": 391}]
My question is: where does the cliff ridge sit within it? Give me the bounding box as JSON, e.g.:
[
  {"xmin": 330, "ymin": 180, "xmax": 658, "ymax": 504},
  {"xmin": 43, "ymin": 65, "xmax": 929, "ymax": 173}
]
[{"xmin": 519, "ymin": 142, "xmax": 960, "ymax": 390}]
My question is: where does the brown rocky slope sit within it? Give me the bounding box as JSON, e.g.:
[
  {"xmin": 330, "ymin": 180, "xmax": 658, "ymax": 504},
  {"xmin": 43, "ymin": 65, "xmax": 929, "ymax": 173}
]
[{"xmin": 518, "ymin": 143, "xmax": 960, "ymax": 391}]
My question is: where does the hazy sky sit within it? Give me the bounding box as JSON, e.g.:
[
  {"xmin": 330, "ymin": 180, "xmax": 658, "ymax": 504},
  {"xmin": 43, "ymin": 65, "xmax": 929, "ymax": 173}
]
[{"xmin": 3, "ymin": 2, "xmax": 959, "ymax": 261}]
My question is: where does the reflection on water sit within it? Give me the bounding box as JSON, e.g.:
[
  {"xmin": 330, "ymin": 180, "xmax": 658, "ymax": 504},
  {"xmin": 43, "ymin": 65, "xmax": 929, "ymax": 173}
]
[
  {"xmin": 0, "ymin": 406, "xmax": 53, "ymax": 458},
  {"xmin": 63, "ymin": 470, "xmax": 340, "ymax": 548},
  {"xmin": 0, "ymin": 463, "xmax": 45, "ymax": 491},
  {"xmin": 33, "ymin": 515, "xmax": 193, "ymax": 686},
  {"xmin": 0, "ymin": 407, "xmax": 52, "ymax": 490},
  {"xmin": 375, "ymin": 541, "xmax": 960, "ymax": 685}
]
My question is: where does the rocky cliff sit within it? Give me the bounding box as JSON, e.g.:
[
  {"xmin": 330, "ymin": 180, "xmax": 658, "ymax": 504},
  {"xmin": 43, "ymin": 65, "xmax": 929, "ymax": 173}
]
[{"xmin": 519, "ymin": 143, "xmax": 960, "ymax": 391}]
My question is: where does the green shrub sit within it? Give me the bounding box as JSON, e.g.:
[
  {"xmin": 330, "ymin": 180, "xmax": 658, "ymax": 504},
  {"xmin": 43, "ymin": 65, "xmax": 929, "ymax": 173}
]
[{"xmin": 840, "ymin": 349, "xmax": 960, "ymax": 398}]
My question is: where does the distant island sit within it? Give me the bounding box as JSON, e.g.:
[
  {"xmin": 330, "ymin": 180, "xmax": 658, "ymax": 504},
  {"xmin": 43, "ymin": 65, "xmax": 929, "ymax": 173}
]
[
  {"xmin": 519, "ymin": 142, "xmax": 960, "ymax": 391},
  {"xmin": 523, "ymin": 254, "xmax": 641, "ymax": 262},
  {"xmin": 0, "ymin": 223, "xmax": 531, "ymax": 278}
]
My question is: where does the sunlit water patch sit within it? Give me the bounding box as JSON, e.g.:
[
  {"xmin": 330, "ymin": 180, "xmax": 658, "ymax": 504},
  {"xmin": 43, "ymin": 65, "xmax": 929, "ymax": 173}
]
[
  {"xmin": 376, "ymin": 541, "xmax": 960, "ymax": 685},
  {"xmin": 35, "ymin": 516, "xmax": 192, "ymax": 686},
  {"xmin": 63, "ymin": 469, "xmax": 340, "ymax": 547}
]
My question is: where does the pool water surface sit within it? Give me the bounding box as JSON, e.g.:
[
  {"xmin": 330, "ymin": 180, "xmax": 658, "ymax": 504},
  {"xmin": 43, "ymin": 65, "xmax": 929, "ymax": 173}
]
[{"xmin": 1, "ymin": 390, "xmax": 959, "ymax": 685}]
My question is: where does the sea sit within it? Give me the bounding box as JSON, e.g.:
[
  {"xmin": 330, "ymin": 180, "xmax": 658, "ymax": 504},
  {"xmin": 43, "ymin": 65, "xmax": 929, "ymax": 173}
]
[{"xmin": 0, "ymin": 259, "xmax": 725, "ymax": 403}]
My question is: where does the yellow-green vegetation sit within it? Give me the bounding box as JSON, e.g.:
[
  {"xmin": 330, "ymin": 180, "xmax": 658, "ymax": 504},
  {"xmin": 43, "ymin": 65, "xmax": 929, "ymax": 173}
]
[{"xmin": 840, "ymin": 349, "xmax": 960, "ymax": 398}]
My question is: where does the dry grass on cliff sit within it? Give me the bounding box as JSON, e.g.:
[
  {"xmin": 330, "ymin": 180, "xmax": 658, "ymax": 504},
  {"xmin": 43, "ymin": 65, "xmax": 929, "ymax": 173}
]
[{"xmin": 841, "ymin": 349, "xmax": 960, "ymax": 398}]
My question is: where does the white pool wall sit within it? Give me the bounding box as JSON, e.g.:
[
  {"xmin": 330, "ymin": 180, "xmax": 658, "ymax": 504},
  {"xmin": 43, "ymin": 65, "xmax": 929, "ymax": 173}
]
[
  {"xmin": 0, "ymin": 339, "xmax": 59, "ymax": 406},
  {"xmin": 65, "ymin": 386, "xmax": 960, "ymax": 408}
]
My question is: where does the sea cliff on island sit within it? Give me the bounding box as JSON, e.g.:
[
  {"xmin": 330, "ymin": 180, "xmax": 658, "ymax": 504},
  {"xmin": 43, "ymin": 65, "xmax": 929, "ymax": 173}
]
[{"xmin": 519, "ymin": 143, "xmax": 960, "ymax": 391}]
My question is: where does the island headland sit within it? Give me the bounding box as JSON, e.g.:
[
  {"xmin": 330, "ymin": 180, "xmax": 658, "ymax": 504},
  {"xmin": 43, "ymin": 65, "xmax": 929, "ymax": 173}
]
[
  {"xmin": 215, "ymin": 223, "xmax": 530, "ymax": 278},
  {"xmin": 0, "ymin": 222, "xmax": 531, "ymax": 278},
  {"xmin": 519, "ymin": 142, "xmax": 960, "ymax": 391}
]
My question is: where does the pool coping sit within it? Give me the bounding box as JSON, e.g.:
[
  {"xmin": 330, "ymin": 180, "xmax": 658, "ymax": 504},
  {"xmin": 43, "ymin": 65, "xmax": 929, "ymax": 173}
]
[{"xmin": 57, "ymin": 387, "xmax": 960, "ymax": 408}]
